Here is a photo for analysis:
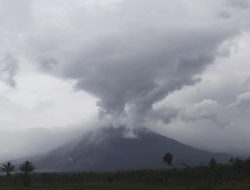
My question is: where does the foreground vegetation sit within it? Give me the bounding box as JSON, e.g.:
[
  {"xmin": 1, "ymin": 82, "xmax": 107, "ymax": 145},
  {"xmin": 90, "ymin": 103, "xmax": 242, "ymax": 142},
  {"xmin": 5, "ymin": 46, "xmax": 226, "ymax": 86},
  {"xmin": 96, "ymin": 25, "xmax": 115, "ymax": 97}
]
[
  {"xmin": 1, "ymin": 183, "xmax": 250, "ymax": 190},
  {"xmin": 1, "ymin": 154, "xmax": 250, "ymax": 189}
]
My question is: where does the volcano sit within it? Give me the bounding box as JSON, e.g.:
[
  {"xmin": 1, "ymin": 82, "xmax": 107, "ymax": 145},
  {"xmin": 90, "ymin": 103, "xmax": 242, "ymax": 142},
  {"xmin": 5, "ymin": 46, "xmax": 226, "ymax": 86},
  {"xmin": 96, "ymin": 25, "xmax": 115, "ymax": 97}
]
[{"xmin": 34, "ymin": 128, "xmax": 231, "ymax": 172}]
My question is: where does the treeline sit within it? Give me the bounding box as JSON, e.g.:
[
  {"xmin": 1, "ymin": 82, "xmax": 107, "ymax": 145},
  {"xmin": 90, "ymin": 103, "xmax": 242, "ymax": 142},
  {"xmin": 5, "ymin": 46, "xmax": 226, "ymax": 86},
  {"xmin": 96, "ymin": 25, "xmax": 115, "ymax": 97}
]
[{"xmin": 2, "ymin": 156, "xmax": 250, "ymax": 185}]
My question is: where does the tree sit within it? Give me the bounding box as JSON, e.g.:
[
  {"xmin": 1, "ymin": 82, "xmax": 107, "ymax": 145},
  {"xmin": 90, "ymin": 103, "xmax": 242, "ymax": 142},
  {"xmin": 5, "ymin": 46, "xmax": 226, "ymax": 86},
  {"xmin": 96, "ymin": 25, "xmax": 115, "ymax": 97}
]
[
  {"xmin": 163, "ymin": 152, "xmax": 173, "ymax": 170},
  {"xmin": 1, "ymin": 162, "xmax": 15, "ymax": 177},
  {"xmin": 208, "ymin": 158, "xmax": 219, "ymax": 185},
  {"xmin": 19, "ymin": 161, "xmax": 35, "ymax": 186},
  {"xmin": 208, "ymin": 158, "xmax": 217, "ymax": 170},
  {"xmin": 231, "ymin": 158, "xmax": 244, "ymax": 180}
]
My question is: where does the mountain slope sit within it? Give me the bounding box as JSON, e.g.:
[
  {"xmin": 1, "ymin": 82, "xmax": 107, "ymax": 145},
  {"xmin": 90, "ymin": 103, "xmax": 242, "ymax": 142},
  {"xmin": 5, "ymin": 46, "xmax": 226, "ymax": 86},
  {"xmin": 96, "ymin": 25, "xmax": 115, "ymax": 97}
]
[{"xmin": 34, "ymin": 128, "xmax": 231, "ymax": 172}]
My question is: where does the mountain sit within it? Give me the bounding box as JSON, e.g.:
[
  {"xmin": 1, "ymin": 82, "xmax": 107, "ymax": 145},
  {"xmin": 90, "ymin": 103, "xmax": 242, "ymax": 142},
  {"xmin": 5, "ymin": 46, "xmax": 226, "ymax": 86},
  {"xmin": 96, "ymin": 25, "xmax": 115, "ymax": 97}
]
[{"xmin": 33, "ymin": 128, "xmax": 231, "ymax": 172}]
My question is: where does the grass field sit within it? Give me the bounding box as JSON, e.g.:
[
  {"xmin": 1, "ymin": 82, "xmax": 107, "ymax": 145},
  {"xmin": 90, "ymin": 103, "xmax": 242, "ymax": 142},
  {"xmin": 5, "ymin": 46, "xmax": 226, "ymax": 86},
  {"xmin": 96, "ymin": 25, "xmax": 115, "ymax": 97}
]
[{"xmin": 0, "ymin": 184, "xmax": 250, "ymax": 190}]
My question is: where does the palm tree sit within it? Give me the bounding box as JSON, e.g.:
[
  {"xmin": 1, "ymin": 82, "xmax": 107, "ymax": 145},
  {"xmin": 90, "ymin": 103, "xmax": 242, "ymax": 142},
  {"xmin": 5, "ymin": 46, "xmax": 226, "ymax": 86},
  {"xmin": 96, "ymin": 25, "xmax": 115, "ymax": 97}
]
[
  {"xmin": 19, "ymin": 161, "xmax": 35, "ymax": 186},
  {"xmin": 1, "ymin": 162, "xmax": 15, "ymax": 176},
  {"xmin": 163, "ymin": 152, "xmax": 173, "ymax": 170}
]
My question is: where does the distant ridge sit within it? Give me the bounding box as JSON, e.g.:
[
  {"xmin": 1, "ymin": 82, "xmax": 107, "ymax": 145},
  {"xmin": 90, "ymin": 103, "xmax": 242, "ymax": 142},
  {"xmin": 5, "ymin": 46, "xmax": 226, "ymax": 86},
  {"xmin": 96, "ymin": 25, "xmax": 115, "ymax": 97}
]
[{"xmin": 33, "ymin": 128, "xmax": 231, "ymax": 172}]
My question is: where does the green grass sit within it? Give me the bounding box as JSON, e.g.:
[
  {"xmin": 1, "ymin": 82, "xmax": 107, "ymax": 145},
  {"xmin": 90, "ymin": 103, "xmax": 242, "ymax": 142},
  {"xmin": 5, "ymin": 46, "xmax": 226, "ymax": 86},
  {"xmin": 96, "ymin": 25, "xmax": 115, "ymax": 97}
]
[{"xmin": 1, "ymin": 183, "xmax": 250, "ymax": 190}]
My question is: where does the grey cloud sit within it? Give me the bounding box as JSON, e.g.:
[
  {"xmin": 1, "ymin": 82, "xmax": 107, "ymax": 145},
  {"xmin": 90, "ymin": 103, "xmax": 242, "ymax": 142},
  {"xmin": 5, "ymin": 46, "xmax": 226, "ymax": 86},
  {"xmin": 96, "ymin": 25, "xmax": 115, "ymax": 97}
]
[
  {"xmin": 0, "ymin": 0, "xmax": 31, "ymax": 32},
  {"xmin": 0, "ymin": 126, "xmax": 88, "ymax": 162},
  {"xmin": 151, "ymin": 35, "xmax": 250, "ymax": 154},
  {"xmin": 149, "ymin": 96, "xmax": 250, "ymax": 154},
  {"xmin": 62, "ymin": 36, "xmax": 221, "ymax": 128},
  {"xmin": 0, "ymin": 55, "xmax": 18, "ymax": 87},
  {"xmin": 233, "ymin": 92, "xmax": 250, "ymax": 107},
  {"xmin": 33, "ymin": 0, "xmax": 247, "ymax": 130},
  {"xmin": 179, "ymin": 99, "xmax": 229, "ymax": 128},
  {"xmin": 39, "ymin": 58, "xmax": 59, "ymax": 71},
  {"xmin": 227, "ymin": 0, "xmax": 249, "ymax": 9},
  {"xmin": 151, "ymin": 104, "xmax": 180, "ymax": 124}
]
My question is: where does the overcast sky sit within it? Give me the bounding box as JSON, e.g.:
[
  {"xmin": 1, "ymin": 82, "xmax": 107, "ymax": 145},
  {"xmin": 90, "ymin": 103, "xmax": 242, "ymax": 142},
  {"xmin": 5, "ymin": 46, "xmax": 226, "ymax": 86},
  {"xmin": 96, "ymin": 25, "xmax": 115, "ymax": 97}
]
[{"xmin": 0, "ymin": 0, "xmax": 250, "ymax": 160}]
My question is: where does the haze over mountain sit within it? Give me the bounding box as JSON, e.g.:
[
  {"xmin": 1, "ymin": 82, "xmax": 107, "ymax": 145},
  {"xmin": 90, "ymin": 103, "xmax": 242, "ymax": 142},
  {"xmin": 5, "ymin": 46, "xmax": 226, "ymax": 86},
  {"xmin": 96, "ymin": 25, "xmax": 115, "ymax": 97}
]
[{"xmin": 32, "ymin": 128, "xmax": 231, "ymax": 172}]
